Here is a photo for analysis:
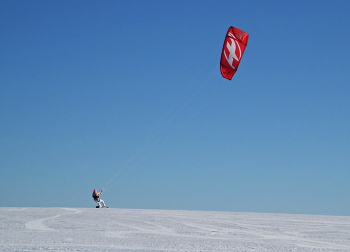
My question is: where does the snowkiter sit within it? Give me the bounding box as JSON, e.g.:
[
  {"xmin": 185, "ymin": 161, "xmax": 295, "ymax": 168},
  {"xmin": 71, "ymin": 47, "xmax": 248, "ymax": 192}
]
[{"xmin": 92, "ymin": 189, "xmax": 107, "ymax": 208}]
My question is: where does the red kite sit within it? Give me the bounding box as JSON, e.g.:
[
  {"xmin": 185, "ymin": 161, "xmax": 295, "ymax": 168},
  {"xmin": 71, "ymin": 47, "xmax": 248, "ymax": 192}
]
[{"xmin": 220, "ymin": 26, "xmax": 249, "ymax": 80}]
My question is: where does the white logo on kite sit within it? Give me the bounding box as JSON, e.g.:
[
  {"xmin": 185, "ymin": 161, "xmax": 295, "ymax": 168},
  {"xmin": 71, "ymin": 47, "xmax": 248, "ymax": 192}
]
[{"xmin": 224, "ymin": 32, "xmax": 242, "ymax": 69}]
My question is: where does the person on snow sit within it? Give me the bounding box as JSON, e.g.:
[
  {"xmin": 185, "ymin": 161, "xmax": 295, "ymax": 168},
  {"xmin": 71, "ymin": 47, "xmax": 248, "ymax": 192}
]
[{"xmin": 92, "ymin": 189, "xmax": 107, "ymax": 208}]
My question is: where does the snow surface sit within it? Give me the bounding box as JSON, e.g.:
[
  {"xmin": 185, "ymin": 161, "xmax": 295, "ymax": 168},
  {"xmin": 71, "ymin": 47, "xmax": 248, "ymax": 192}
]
[{"xmin": 1, "ymin": 207, "xmax": 350, "ymax": 251}]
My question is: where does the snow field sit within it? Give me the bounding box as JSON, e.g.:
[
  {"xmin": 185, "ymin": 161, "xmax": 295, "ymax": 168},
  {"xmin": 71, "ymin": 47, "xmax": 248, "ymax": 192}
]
[{"xmin": 1, "ymin": 207, "xmax": 350, "ymax": 251}]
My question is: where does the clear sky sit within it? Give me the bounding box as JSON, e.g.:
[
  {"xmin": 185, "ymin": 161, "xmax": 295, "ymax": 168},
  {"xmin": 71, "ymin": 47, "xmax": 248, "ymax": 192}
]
[{"xmin": 1, "ymin": 1, "xmax": 349, "ymax": 216}]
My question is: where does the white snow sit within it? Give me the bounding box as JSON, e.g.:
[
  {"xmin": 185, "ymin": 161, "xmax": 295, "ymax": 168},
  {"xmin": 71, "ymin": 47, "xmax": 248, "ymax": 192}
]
[{"xmin": 1, "ymin": 207, "xmax": 350, "ymax": 251}]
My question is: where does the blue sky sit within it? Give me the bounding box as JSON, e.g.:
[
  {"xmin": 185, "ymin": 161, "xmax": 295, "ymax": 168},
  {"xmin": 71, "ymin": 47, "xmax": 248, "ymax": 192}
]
[{"xmin": 1, "ymin": 1, "xmax": 349, "ymax": 215}]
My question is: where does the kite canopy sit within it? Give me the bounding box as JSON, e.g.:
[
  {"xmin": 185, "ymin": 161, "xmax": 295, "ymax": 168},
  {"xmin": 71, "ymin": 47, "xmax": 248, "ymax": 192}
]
[{"xmin": 220, "ymin": 26, "xmax": 249, "ymax": 80}]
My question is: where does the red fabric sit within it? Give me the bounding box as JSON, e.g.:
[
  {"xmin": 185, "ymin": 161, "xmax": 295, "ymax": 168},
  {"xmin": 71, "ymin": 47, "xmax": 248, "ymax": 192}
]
[{"xmin": 220, "ymin": 26, "xmax": 249, "ymax": 80}]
